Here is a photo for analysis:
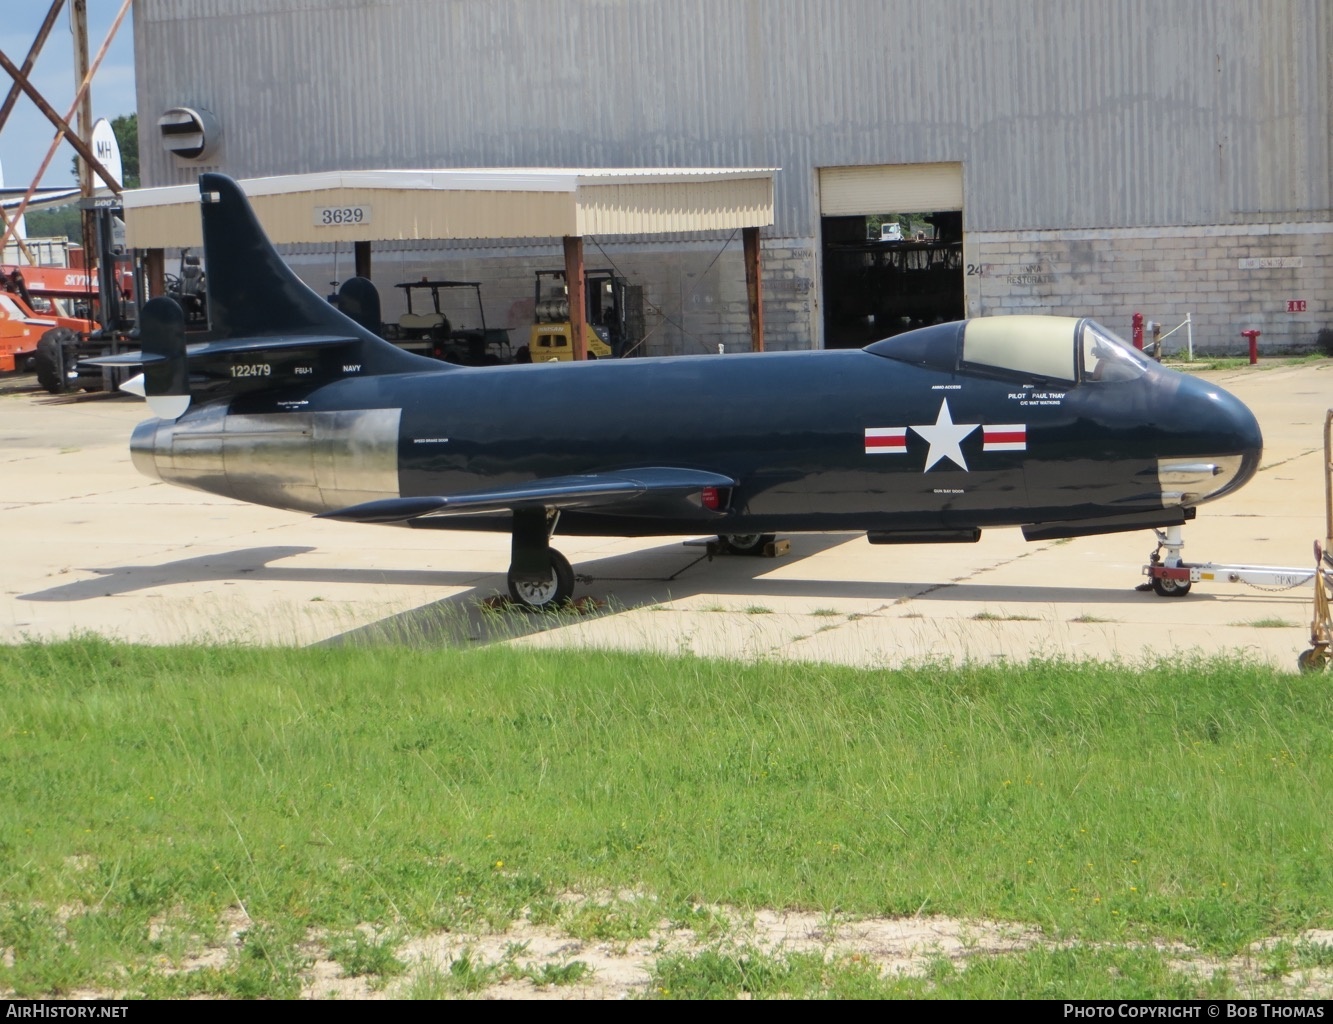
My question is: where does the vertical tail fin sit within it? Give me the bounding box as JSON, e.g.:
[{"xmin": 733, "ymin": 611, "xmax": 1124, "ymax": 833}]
[
  {"xmin": 197, "ymin": 173, "xmax": 434, "ymax": 375},
  {"xmin": 199, "ymin": 172, "xmax": 373, "ymax": 340},
  {"xmin": 95, "ymin": 174, "xmax": 444, "ymax": 405}
]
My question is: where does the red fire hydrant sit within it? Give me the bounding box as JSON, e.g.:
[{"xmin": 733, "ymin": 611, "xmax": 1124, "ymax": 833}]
[
  {"xmin": 1242, "ymin": 329, "xmax": 1261, "ymax": 365},
  {"xmin": 1132, "ymin": 312, "xmax": 1144, "ymax": 351}
]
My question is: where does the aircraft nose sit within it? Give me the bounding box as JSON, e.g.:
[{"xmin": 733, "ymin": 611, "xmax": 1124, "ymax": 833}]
[
  {"xmin": 1203, "ymin": 379, "xmax": 1263, "ymax": 463},
  {"xmin": 1159, "ymin": 377, "xmax": 1263, "ymax": 505}
]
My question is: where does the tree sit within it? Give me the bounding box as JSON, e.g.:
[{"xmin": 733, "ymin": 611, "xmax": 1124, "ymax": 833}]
[
  {"xmin": 111, "ymin": 113, "xmax": 139, "ymax": 189},
  {"xmin": 22, "ymin": 204, "xmax": 81, "ymax": 240}
]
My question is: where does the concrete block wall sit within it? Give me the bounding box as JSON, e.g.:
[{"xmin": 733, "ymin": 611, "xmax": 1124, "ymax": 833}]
[
  {"xmin": 287, "ymin": 223, "xmax": 1330, "ymax": 358},
  {"xmin": 966, "ymin": 222, "xmax": 1332, "ymax": 355}
]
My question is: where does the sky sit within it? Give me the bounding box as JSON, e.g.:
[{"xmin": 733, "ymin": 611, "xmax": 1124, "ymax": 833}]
[{"xmin": 0, "ymin": 1, "xmax": 137, "ymax": 190}]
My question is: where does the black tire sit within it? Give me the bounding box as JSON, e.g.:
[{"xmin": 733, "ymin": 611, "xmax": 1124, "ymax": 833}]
[
  {"xmin": 1151, "ymin": 573, "xmax": 1192, "ymax": 598},
  {"xmin": 719, "ymin": 533, "xmax": 776, "ymax": 556},
  {"xmin": 507, "ymin": 549, "xmax": 575, "ymax": 610},
  {"xmin": 34, "ymin": 327, "xmax": 77, "ymax": 394},
  {"xmin": 1297, "ymin": 648, "xmax": 1329, "ymax": 674}
]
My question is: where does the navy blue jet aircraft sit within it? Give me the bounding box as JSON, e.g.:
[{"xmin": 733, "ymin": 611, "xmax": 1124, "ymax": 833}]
[{"xmin": 106, "ymin": 174, "xmax": 1263, "ymax": 608}]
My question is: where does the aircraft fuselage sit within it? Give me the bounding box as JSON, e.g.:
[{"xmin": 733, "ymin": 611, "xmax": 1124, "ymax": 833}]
[{"xmin": 131, "ymin": 341, "xmax": 1260, "ymax": 539}]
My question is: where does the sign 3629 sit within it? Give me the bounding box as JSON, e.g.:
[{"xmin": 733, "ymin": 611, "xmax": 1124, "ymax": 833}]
[{"xmin": 313, "ymin": 205, "xmax": 372, "ymax": 227}]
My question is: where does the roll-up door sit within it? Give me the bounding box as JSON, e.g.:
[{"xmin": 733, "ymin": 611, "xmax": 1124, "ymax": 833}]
[
  {"xmin": 818, "ymin": 163, "xmax": 966, "ymax": 349},
  {"xmin": 819, "ymin": 163, "xmax": 963, "ymax": 216}
]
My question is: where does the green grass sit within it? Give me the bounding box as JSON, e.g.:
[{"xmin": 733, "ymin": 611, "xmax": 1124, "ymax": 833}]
[{"xmin": 2, "ymin": 638, "xmax": 1332, "ymax": 997}]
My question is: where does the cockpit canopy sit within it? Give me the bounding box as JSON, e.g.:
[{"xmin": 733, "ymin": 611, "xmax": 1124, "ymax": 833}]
[{"xmin": 866, "ymin": 316, "xmax": 1149, "ymax": 384}]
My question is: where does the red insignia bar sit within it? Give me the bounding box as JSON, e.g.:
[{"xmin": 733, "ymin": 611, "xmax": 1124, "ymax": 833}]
[
  {"xmin": 983, "ymin": 425, "xmax": 1027, "ymax": 451},
  {"xmin": 864, "ymin": 427, "xmax": 908, "ymax": 454}
]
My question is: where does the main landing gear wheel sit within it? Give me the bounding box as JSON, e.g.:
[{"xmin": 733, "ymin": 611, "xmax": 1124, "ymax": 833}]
[
  {"xmin": 1151, "ymin": 574, "xmax": 1192, "ymax": 598},
  {"xmin": 507, "ymin": 549, "xmax": 574, "ymax": 610},
  {"xmin": 719, "ymin": 533, "xmax": 775, "ymax": 556}
]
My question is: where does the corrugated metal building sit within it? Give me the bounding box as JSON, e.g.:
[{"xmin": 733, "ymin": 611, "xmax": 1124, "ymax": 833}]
[{"xmin": 133, "ymin": 0, "xmax": 1331, "ymax": 353}]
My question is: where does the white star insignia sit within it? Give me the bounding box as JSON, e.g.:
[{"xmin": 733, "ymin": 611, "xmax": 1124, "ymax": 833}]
[{"xmin": 910, "ymin": 399, "xmax": 979, "ymax": 472}]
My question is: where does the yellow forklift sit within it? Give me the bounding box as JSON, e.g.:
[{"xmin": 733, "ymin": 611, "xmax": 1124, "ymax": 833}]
[{"xmin": 524, "ymin": 268, "xmax": 639, "ymax": 362}]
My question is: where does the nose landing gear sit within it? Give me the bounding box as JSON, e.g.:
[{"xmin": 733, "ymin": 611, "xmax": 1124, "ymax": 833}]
[{"xmin": 1145, "ymin": 525, "xmax": 1192, "ymax": 597}]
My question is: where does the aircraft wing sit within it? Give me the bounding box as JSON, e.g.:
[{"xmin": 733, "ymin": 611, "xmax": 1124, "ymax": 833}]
[
  {"xmin": 0, "ymin": 186, "xmax": 82, "ymax": 212},
  {"xmin": 318, "ymin": 467, "xmax": 737, "ymax": 523}
]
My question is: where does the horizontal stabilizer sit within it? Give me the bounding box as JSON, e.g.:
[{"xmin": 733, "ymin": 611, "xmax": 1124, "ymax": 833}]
[
  {"xmin": 85, "ymin": 351, "xmax": 169, "ymax": 367},
  {"xmin": 318, "ymin": 467, "xmax": 737, "ymax": 524}
]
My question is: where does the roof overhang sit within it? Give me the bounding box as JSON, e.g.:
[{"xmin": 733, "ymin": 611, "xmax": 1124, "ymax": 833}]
[{"xmin": 123, "ymin": 167, "xmax": 777, "ymax": 248}]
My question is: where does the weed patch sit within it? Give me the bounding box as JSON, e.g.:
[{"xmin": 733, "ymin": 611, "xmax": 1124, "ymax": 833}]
[{"xmin": 1235, "ymin": 619, "xmax": 1299, "ymax": 630}]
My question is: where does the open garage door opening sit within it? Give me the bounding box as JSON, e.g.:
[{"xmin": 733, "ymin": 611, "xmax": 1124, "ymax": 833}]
[
  {"xmin": 818, "ymin": 163, "xmax": 965, "ymax": 349},
  {"xmin": 821, "ymin": 210, "xmax": 963, "ymax": 347}
]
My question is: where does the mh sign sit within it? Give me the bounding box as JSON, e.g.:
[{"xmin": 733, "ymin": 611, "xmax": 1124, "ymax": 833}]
[{"xmin": 90, "ymin": 118, "xmax": 123, "ymax": 190}]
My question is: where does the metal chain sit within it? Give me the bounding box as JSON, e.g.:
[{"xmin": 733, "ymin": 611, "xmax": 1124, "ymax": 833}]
[{"xmin": 1237, "ymin": 576, "xmax": 1316, "ymax": 593}]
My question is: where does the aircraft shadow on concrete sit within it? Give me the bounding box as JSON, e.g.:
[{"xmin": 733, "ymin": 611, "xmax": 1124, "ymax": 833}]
[
  {"xmin": 19, "ymin": 534, "xmax": 1256, "ymax": 648},
  {"xmin": 324, "ymin": 533, "xmax": 1242, "ymax": 649},
  {"xmin": 18, "ymin": 546, "xmax": 482, "ymax": 603}
]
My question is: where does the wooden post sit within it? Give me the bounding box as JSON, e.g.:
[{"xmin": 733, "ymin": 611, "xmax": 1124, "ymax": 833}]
[
  {"xmin": 145, "ymin": 248, "xmax": 165, "ymax": 297},
  {"xmin": 563, "ymin": 235, "xmax": 587, "ymax": 361},
  {"xmin": 743, "ymin": 226, "xmax": 764, "ymax": 352},
  {"xmin": 71, "ymin": 0, "xmax": 95, "ymax": 255},
  {"xmin": 354, "ymin": 240, "xmax": 372, "ymax": 280}
]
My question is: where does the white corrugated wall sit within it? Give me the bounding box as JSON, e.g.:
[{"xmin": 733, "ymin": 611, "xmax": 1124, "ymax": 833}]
[{"xmin": 134, "ymin": 0, "xmax": 1332, "ymax": 236}]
